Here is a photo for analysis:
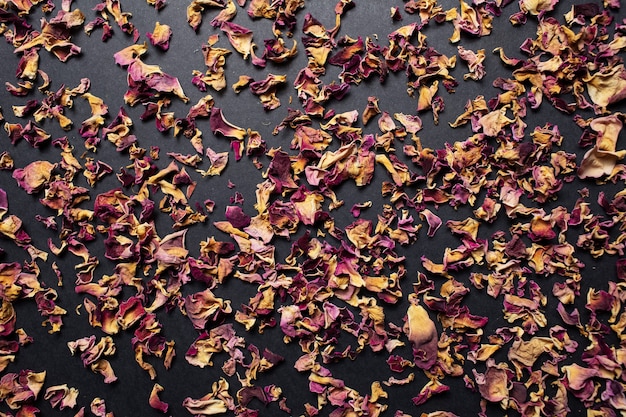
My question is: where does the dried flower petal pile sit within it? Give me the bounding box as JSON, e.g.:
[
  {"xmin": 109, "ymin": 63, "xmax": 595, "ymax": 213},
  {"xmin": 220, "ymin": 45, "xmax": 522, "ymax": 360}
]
[{"xmin": 0, "ymin": 0, "xmax": 625, "ymax": 416}]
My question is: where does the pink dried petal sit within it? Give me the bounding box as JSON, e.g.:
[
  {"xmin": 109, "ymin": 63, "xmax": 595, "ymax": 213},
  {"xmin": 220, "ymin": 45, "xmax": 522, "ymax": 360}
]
[
  {"xmin": 14, "ymin": 11, "xmax": 84, "ymax": 62},
  {"xmin": 113, "ymin": 43, "xmax": 148, "ymax": 67},
  {"xmin": 457, "ymin": 46, "xmax": 486, "ymax": 81},
  {"xmin": 44, "ymin": 384, "xmax": 79, "ymax": 410},
  {"xmin": 403, "ymin": 302, "xmax": 438, "ymax": 370},
  {"xmin": 146, "ymin": 22, "xmax": 172, "ymax": 51},
  {"xmin": 149, "ymin": 383, "xmax": 169, "ymax": 413},
  {"xmin": 209, "ymin": 107, "xmax": 247, "ymax": 140},
  {"xmin": 67, "ymin": 336, "xmax": 118, "ymax": 383},
  {"xmin": 220, "ymin": 21, "xmax": 253, "ymax": 59},
  {"xmin": 412, "ymin": 379, "xmax": 450, "ymax": 406},
  {"xmin": 187, "ymin": 0, "xmax": 226, "ymax": 31},
  {"xmin": 184, "ymin": 289, "xmax": 232, "ymax": 330},
  {"xmin": 249, "ymin": 73, "xmax": 287, "ymax": 110},
  {"xmin": 263, "ymin": 37, "xmax": 298, "ymax": 63},
  {"xmin": 473, "ymin": 360, "xmax": 511, "ymax": 403},
  {"xmin": 563, "ymin": 363, "xmax": 599, "ymax": 400},
  {"xmin": 182, "ymin": 378, "xmax": 234, "ymax": 414},
  {"xmin": 584, "ymin": 64, "xmax": 626, "ymax": 112},
  {"xmin": 519, "ymin": 0, "xmax": 558, "ymax": 15},
  {"xmin": 0, "ymin": 299, "xmax": 17, "ymax": 337},
  {"xmin": 13, "ymin": 161, "xmax": 56, "ymax": 194},
  {"xmin": 420, "ymin": 209, "xmax": 442, "ymax": 237},
  {"xmin": 116, "ymin": 296, "xmax": 146, "ymax": 330},
  {"xmin": 225, "ymin": 205, "xmax": 251, "ymax": 229},
  {"xmin": 578, "ymin": 114, "xmax": 625, "ymax": 179}
]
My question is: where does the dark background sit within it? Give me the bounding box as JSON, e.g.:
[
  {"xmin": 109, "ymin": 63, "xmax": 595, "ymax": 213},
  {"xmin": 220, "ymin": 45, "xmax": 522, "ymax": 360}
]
[{"xmin": 0, "ymin": 0, "xmax": 625, "ymax": 416}]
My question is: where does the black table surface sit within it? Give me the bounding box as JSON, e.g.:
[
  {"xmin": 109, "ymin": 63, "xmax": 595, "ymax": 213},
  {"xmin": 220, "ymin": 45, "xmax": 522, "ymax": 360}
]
[{"xmin": 0, "ymin": 1, "xmax": 625, "ymax": 416}]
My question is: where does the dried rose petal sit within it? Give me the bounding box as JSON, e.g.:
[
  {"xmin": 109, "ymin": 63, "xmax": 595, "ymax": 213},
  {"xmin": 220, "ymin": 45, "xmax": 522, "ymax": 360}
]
[
  {"xmin": 0, "ymin": 370, "xmax": 46, "ymax": 410},
  {"xmin": 403, "ymin": 302, "xmax": 438, "ymax": 370},
  {"xmin": 67, "ymin": 336, "xmax": 118, "ymax": 383},
  {"xmin": 209, "ymin": 107, "xmax": 247, "ymax": 140},
  {"xmin": 578, "ymin": 114, "xmax": 626, "ymax": 179},
  {"xmin": 13, "ymin": 161, "xmax": 56, "ymax": 194},
  {"xmin": 249, "ymin": 73, "xmax": 287, "ymax": 110},
  {"xmin": 148, "ymin": 383, "xmax": 169, "ymax": 413},
  {"xmin": 220, "ymin": 21, "xmax": 254, "ymax": 59},
  {"xmin": 584, "ymin": 64, "xmax": 626, "ymax": 112},
  {"xmin": 14, "ymin": 10, "xmax": 84, "ymax": 62},
  {"xmin": 473, "ymin": 360, "xmax": 512, "ymax": 403},
  {"xmin": 146, "ymin": 22, "xmax": 172, "ymax": 51},
  {"xmin": 184, "ymin": 289, "xmax": 232, "ymax": 330},
  {"xmin": 457, "ymin": 45, "xmax": 486, "ymax": 81},
  {"xmin": 44, "ymin": 384, "xmax": 79, "ymax": 410}
]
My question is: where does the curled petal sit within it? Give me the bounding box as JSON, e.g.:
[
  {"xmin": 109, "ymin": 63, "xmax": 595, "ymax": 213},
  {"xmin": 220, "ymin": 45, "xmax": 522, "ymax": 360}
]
[
  {"xmin": 220, "ymin": 21, "xmax": 253, "ymax": 59},
  {"xmin": 13, "ymin": 161, "xmax": 56, "ymax": 194},
  {"xmin": 563, "ymin": 363, "xmax": 599, "ymax": 400},
  {"xmin": 184, "ymin": 289, "xmax": 232, "ymax": 329},
  {"xmin": 187, "ymin": 0, "xmax": 226, "ymax": 31},
  {"xmin": 209, "ymin": 107, "xmax": 247, "ymax": 140},
  {"xmin": 149, "ymin": 383, "xmax": 169, "ymax": 413},
  {"xmin": 44, "ymin": 384, "xmax": 79, "ymax": 410},
  {"xmin": 403, "ymin": 303, "xmax": 438, "ymax": 369},
  {"xmin": 584, "ymin": 64, "xmax": 626, "ymax": 112},
  {"xmin": 420, "ymin": 209, "xmax": 442, "ymax": 237},
  {"xmin": 147, "ymin": 22, "xmax": 172, "ymax": 51},
  {"xmin": 473, "ymin": 360, "xmax": 511, "ymax": 403},
  {"xmin": 578, "ymin": 115, "xmax": 626, "ymax": 179}
]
